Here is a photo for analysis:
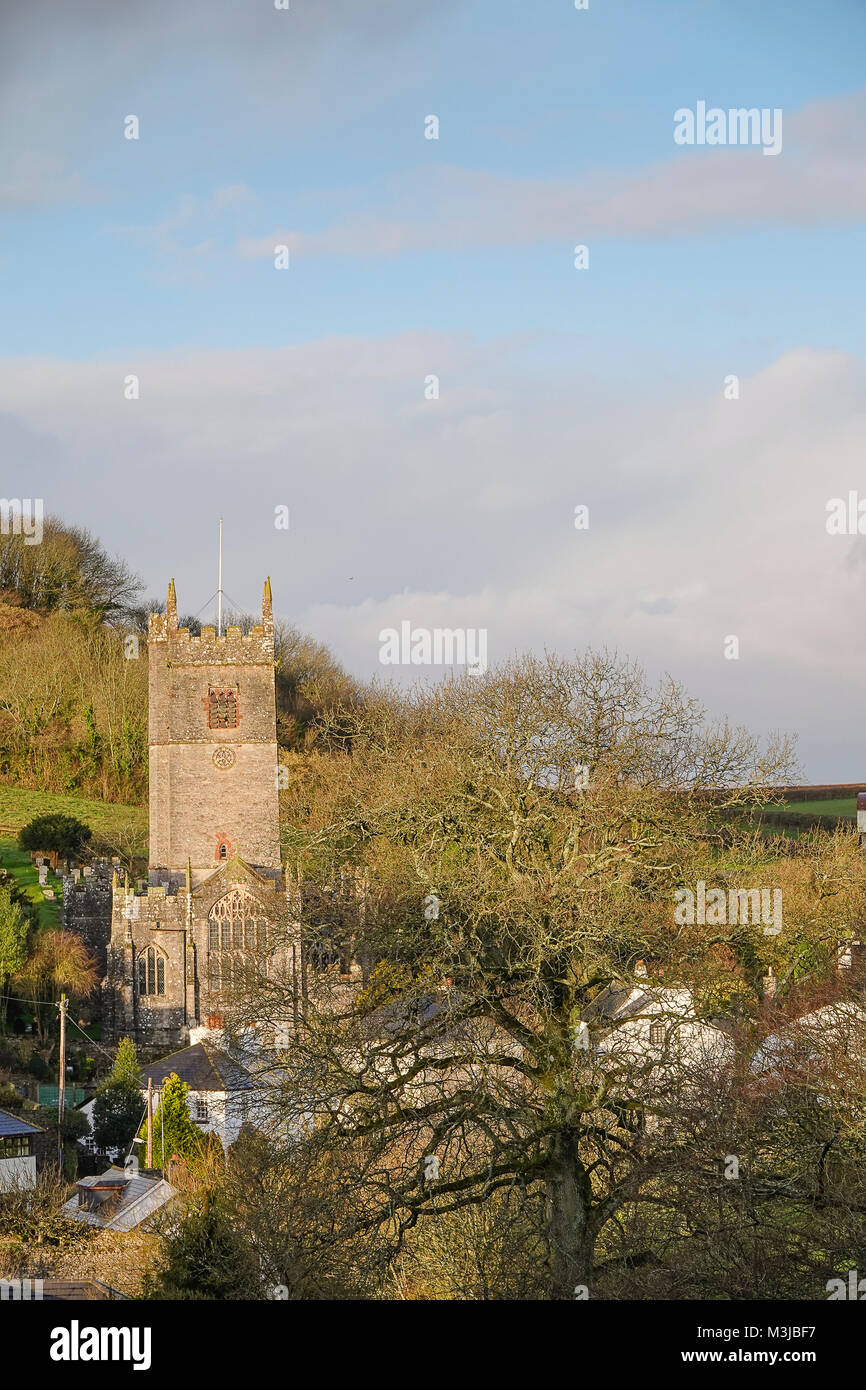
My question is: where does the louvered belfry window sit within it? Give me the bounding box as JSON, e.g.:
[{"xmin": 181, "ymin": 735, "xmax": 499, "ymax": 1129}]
[{"xmin": 208, "ymin": 687, "xmax": 238, "ymax": 729}]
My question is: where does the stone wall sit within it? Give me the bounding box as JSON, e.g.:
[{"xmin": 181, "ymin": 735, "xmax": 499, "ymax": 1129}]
[
  {"xmin": 105, "ymin": 860, "xmax": 294, "ymax": 1049},
  {"xmin": 147, "ymin": 580, "xmax": 280, "ymax": 884},
  {"xmin": 63, "ymin": 863, "xmax": 115, "ymax": 974}
]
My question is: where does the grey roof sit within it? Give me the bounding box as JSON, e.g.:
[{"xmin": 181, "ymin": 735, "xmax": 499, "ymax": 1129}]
[
  {"xmin": 138, "ymin": 1042, "xmax": 251, "ymax": 1093},
  {"xmin": 61, "ymin": 1166, "xmax": 177, "ymax": 1232},
  {"xmin": 0, "ymin": 1107, "xmax": 44, "ymax": 1138}
]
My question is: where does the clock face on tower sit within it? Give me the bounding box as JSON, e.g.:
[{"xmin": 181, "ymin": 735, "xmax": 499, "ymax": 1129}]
[{"xmin": 212, "ymin": 746, "xmax": 236, "ymax": 770}]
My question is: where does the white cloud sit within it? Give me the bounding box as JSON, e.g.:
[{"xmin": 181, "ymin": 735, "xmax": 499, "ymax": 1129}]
[
  {"xmin": 237, "ymin": 90, "xmax": 866, "ymax": 259},
  {"xmin": 0, "ymin": 336, "xmax": 862, "ymax": 775},
  {"xmin": 0, "ymin": 157, "xmax": 102, "ymax": 209}
]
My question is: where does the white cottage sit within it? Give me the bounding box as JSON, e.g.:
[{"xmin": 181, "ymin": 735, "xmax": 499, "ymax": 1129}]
[
  {"xmin": 136, "ymin": 1033, "xmax": 257, "ymax": 1151},
  {"xmin": 751, "ymin": 1000, "xmax": 866, "ymax": 1075},
  {"xmin": 587, "ymin": 982, "xmax": 734, "ymax": 1082},
  {"xmin": 0, "ymin": 1109, "xmax": 43, "ymax": 1192}
]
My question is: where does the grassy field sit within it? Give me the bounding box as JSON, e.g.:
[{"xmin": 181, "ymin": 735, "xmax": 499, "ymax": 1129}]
[
  {"xmin": 0, "ymin": 786, "xmax": 146, "ymax": 839},
  {"xmin": 762, "ymin": 798, "xmax": 856, "ymax": 820},
  {"xmin": 0, "ymin": 837, "xmax": 64, "ymax": 927}
]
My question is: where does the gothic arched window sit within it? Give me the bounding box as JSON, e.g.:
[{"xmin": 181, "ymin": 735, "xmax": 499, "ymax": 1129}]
[
  {"xmin": 137, "ymin": 946, "xmax": 166, "ymax": 997},
  {"xmin": 207, "ymin": 889, "xmax": 268, "ymax": 995}
]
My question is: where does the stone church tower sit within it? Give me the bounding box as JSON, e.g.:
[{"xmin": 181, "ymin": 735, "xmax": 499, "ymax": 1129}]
[{"xmin": 105, "ymin": 579, "xmax": 290, "ymax": 1047}]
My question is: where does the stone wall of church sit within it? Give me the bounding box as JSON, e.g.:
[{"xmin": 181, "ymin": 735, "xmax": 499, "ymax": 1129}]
[
  {"xmin": 104, "ymin": 886, "xmax": 190, "ymax": 1047},
  {"xmin": 106, "ymin": 580, "xmax": 287, "ymax": 1049},
  {"xmin": 148, "ymin": 738, "xmax": 280, "ymax": 886},
  {"xmin": 63, "ymin": 864, "xmax": 114, "ymax": 974},
  {"xmin": 105, "ymin": 865, "xmax": 293, "ymax": 1049},
  {"xmin": 147, "ymin": 605, "xmax": 281, "ymax": 882}
]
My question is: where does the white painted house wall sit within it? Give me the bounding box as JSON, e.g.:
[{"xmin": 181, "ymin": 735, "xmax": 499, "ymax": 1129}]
[
  {"xmin": 0, "ymin": 1155, "xmax": 37, "ymax": 1192},
  {"xmin": 79, "ymin": 1089, "xmax": 242, "ymax": 1154}
]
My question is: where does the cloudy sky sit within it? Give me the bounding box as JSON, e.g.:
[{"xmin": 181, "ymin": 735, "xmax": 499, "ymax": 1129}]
[{"xmin": 2, "ymin": 0, "xmax": 865, "ymax": 778}]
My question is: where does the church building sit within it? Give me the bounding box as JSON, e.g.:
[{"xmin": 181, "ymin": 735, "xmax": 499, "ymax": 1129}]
[{"xmin": 104, "ymin": 577, "xmax": 291, "ymax": 1047}]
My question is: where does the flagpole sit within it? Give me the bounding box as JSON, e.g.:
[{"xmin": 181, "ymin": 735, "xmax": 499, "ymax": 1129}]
[{"xmin": 217, "ymin": 517, "xmax": 223, "ymax": 637}]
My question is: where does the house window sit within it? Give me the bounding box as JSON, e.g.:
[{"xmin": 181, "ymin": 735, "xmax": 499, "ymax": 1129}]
[
  {"xmin": 208, "ymin": 688, "xmax": 238, "ymax": 729},
  {"xmin": 190, "ymin": 1094, "xmax": 209, "ymax": 1122},
  {"xmin": 0, "ymin": 1136, "xmax": 29, "ymax": 1158},
  {"xmin": 137, "ymin": 946, "xmax": 166, "ymax": 997},
  {"xmin": 649, "ymin": 1022, "xmax": 666, "ymax": 1046}
]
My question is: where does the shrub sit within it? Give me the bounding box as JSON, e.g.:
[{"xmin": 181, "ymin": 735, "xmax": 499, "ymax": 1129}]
[{"xmin": 18, "ymin": 814, "xmax": 92, "ymax": 860}]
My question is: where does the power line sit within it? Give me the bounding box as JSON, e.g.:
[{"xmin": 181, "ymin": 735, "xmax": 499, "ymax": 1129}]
[
  {"xmin": 0, "ymin": 990, "xmax": 120, "ymax": 1062},
  {"xmin": 65, "ymin": 1012, "xmax": 118, "ymax": 1064}
]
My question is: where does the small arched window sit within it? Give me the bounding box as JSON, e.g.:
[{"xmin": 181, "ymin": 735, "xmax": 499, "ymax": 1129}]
[
  {"xmin": 137, "ymin": 946, "xmax": 166, "ymax": 997},
  {"xmin": 218, "ymin": 843, "xmax": 228, "ymax": 861}
]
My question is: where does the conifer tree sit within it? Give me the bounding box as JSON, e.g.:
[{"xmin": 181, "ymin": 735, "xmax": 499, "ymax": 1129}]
[
  {"xmin": 144, "ymin": 1073, "xmax": 204, "ymax": 1167},
  {"xmin": 92, "ymin": 1036, "xmax": 142, "ymax": 1156}
]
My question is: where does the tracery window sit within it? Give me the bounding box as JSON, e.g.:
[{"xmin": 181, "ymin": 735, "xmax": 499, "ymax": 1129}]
[
  {"xmin": 137, "ymin": 946, "xmax": 166, "ymax": 997},
  {"xmin": 207, "ymin": 889, "xmax": 268, "ymax": 995}
]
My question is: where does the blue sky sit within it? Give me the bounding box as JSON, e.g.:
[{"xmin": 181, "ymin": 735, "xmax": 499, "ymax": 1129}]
[{"xmin": 2, "ymin": 0, "xmax": 866, "ymax": 777}]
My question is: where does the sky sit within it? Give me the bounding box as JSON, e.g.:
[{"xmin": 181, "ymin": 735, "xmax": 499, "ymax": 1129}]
[{"xmin": 1, "ymin": 0, "xmax": 865, "ymax": 778}]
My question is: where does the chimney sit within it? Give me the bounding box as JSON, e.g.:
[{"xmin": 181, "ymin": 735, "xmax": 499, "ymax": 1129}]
[{"xmin": 634, "ymin": 959, "xmax": 648, "ymax": 977}]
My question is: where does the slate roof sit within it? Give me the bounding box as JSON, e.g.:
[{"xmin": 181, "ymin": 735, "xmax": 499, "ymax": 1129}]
[
  {"xmin": 752, "ymin": 1001, "xmax": 866, "ymax": 1073},
  {"xmin": 585, "ymin": 984, "xmax": 699, "ymax": 1023},
  {"xmin": 0, "ymin": 1107, "xmax": 44, "ymax": 1138},
  {"xmin": 138, "ymin": 1042, "xmax": 253, "ymax": 1093},
  {"xmin": 61, "ymin": 1166, "xmax": 177, "ymax": 1232}
]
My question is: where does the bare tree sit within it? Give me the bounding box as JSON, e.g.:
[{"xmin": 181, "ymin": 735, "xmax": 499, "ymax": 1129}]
[{"xmin": 231, "ymin": 650, "xmax": 801, "ymax": 1297}]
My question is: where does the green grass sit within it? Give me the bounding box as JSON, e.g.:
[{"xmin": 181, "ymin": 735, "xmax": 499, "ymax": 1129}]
[
  {"xmin": 761, "ymin": 798, "xmax": 856, "ymax": 820},
  {"xmin": 0, "ymin": 785, "xmax": 146, "ymax": 840},
  {"xmin": 0, "ymin": 790, "xmax": 147, "ymax": 925},
  {"xmin": 0, "ymin": 837, "xmax": 64, "ymax": 927}
]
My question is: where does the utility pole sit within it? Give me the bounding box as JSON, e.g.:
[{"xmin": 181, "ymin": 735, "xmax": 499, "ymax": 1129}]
[
  {"xmin": 57, "ymin": 993, "xmax": 67, "ymax": 1170},
  {"xmin": 146, "ymin": 1076, "xmax": 154, "ymax": 1171}
]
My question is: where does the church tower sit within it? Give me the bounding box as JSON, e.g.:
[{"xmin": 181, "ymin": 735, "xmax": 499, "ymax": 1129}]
[
  {"xmin": 105, "ymin": 578, "xmax": 290, "ymax": 1047},
  {"xmin": 147, "ymin": 578, "xmax": 281, "ymax": 889}
]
